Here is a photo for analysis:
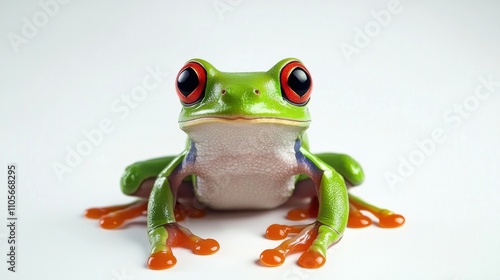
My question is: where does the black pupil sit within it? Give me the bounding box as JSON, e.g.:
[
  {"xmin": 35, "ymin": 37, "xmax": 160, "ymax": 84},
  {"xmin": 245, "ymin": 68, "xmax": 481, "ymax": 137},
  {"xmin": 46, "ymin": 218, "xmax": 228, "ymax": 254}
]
[
  {"xmin": 287, "ymin": 68, "xmax": 310, "ymax": 96},
  {"xmin": 177, "ymin": 68, "xmax": 199, "ymax": 97}
]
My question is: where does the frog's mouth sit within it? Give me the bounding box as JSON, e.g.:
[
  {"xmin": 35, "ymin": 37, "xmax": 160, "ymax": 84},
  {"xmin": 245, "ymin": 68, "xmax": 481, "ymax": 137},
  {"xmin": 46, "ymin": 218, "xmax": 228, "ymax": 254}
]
[{"xmin": 179, "ymin": 117, "xmax": 311, "ymax": 129}]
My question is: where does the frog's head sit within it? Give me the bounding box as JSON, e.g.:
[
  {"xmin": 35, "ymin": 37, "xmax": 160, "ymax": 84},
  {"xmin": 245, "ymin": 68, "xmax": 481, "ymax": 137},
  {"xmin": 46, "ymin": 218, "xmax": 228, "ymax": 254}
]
[{"xmin": 176, "ymin": 58, "xmax": 312, "ymax": 132}]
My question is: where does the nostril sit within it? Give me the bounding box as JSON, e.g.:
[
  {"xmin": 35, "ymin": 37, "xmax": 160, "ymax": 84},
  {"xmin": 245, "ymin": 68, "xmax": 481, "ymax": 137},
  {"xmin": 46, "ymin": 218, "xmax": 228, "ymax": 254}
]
[
  {"xmin": 221, "ymin": 89, "xmax": 226, "ymax": 95},
  {"xmin": 254, "ymin": 89, "xmax": 260, "ymax": 95}
]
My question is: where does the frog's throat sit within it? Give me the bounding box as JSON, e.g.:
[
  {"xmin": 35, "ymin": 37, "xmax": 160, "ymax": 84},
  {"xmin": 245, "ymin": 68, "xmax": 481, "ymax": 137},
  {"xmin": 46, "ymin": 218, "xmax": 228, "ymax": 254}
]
[{"xmin": 179, "ymin": 117, "xmax": 311, "ymax": 129}]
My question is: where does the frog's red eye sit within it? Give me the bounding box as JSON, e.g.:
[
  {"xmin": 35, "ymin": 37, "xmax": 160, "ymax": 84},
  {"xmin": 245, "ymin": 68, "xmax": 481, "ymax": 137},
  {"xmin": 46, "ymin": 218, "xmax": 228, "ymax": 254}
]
[
  {"xmin": 176, "ymin": 62, "xmax": 206, "ymax": 105},
  {"xmin": 280, "ymin": 61, "xmax": 312, "ymax": 105}
]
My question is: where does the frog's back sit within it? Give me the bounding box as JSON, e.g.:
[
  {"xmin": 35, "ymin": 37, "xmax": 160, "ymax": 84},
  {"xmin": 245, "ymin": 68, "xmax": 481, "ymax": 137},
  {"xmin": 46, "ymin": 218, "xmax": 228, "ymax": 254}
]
[{"xmin": 185, "ymin": 121, "xmax": 305, "ymax": 210}]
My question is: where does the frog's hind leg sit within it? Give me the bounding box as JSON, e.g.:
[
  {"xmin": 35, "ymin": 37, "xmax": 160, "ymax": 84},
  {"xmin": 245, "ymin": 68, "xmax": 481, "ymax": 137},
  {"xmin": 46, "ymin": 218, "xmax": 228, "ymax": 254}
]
[
  {"xmin": 289, "ymin": 153, "xmax": 404, "ymax": 228},
  {"xmin": 85, "ymin": 156, "xmax": 202, "ymax": 229},
  {"xmin": 287, "ymin": 187, "xmax": 375, "ymax": 228},
  {"xmin": 315, "ymin": 153, "xmax": 404, "ymax": 228},
  {"xmin": 288, "ymin": 153, "xmax": 366, "ymax": 223},
  {"xmin": 85, "ymin": 176, "xmax": 156, "ymax": 229}
]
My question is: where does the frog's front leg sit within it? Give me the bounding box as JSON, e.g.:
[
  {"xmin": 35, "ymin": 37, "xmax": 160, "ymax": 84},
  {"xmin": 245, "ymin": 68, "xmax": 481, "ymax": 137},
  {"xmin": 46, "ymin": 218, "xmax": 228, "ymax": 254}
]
[
  {"xmin": 147, "ymin": 151, "xmax": 219, "ymax": 270},
  {"xmin": 85, "ymin": 156, "xmax": 202, "ymax": 229},
  {"xmin": 260, "ymin": 148, "xmax": 347, "ymax": 268},
  {"xmin": 288, "ymin": 153, "xmax": 405, "ymax": 228}
]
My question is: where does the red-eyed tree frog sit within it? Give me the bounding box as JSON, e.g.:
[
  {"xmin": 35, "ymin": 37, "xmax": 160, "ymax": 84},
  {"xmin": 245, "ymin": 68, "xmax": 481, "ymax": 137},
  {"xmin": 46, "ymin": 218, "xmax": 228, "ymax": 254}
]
[{"xmin": 86, "ymin": 58, "xmax": 404, "ymax": 270}]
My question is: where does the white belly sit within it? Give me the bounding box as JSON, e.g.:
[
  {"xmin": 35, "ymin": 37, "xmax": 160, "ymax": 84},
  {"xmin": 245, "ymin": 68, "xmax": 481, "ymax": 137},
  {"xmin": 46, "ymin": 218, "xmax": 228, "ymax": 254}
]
[{"xmin": 184, "ymin": 121, "xmax": 304, "ymax": 210}]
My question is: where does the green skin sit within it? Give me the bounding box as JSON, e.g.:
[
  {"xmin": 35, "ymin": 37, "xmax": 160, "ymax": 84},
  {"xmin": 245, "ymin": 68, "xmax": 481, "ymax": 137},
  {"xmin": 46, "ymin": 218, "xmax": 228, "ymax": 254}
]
[{"xmin": 121, "ymin": 58, "xmax": 364, "ymax": 266}]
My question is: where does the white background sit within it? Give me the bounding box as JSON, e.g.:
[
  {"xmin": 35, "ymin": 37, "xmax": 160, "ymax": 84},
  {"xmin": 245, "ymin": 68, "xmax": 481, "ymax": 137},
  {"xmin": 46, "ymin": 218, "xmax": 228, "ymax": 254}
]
[{"xmin": 1, "ymin": 1, "xmax": 500, "ymax": 279}]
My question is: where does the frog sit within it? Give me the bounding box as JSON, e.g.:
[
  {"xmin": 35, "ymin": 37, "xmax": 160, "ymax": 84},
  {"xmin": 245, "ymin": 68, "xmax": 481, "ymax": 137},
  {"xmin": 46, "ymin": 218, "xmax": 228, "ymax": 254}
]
[{"xmin": 85, "ymin": 58, "xmax": 405, "ymax": 270}]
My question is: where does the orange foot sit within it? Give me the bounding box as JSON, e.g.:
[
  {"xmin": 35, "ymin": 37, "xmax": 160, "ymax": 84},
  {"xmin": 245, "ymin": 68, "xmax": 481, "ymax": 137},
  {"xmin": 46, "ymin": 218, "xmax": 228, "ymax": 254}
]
[
  {"xmin": 148, "ymin": 223, "xmax": 219, "ymax": 270},
  {"xmin": 85, "ymin": 200, "xmax": 148, "ymax": 229},
  {"xmin": 347, "ymin": 203, "xmax": 372, "ymax": 228},
  {"xmin": 260, "ymin": 222, "xmax": 339, "ymax": 269},
  {"xmin": 85, "ymin": 200, "xmax": 205, "ymax": 229},
  {"xmin": 349, "ymin": 194, "xmax": 405, "ymax": 228},
  {"xmin": 287, "ymin": 196, "xmax": 405, "ymax": 229}
]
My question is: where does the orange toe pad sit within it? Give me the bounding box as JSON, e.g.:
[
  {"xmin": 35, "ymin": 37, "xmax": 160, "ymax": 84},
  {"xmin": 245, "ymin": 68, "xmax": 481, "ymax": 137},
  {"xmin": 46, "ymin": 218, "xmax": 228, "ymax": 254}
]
[{"xmin": 147, "ymin": 251, "xmax": 177, "ymax": 270}]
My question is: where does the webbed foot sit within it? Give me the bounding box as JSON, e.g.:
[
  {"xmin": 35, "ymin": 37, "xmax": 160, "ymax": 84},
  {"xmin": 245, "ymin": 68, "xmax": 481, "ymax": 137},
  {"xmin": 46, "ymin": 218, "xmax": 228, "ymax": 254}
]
[
  {"xmin": 148, "ymin": 223, "xmax": 219, "ymax": 270},
  {"xmin": 260, "ymin": 222, "xmax": 340, "ymax": 268},
  {"xmin": 85, "ymin": 200, "xmax": 205, "ymax": 229},
  {"xmin": 85, "ymin": 200, "xmax": 148, "ymax": 229},
  {"xmin": 349, "ymin": 194, "xmax": 405, "ymax": 228},
  {"xmin": 287, "ymin": 195, "xmax": 405, "ymax": 228}
]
